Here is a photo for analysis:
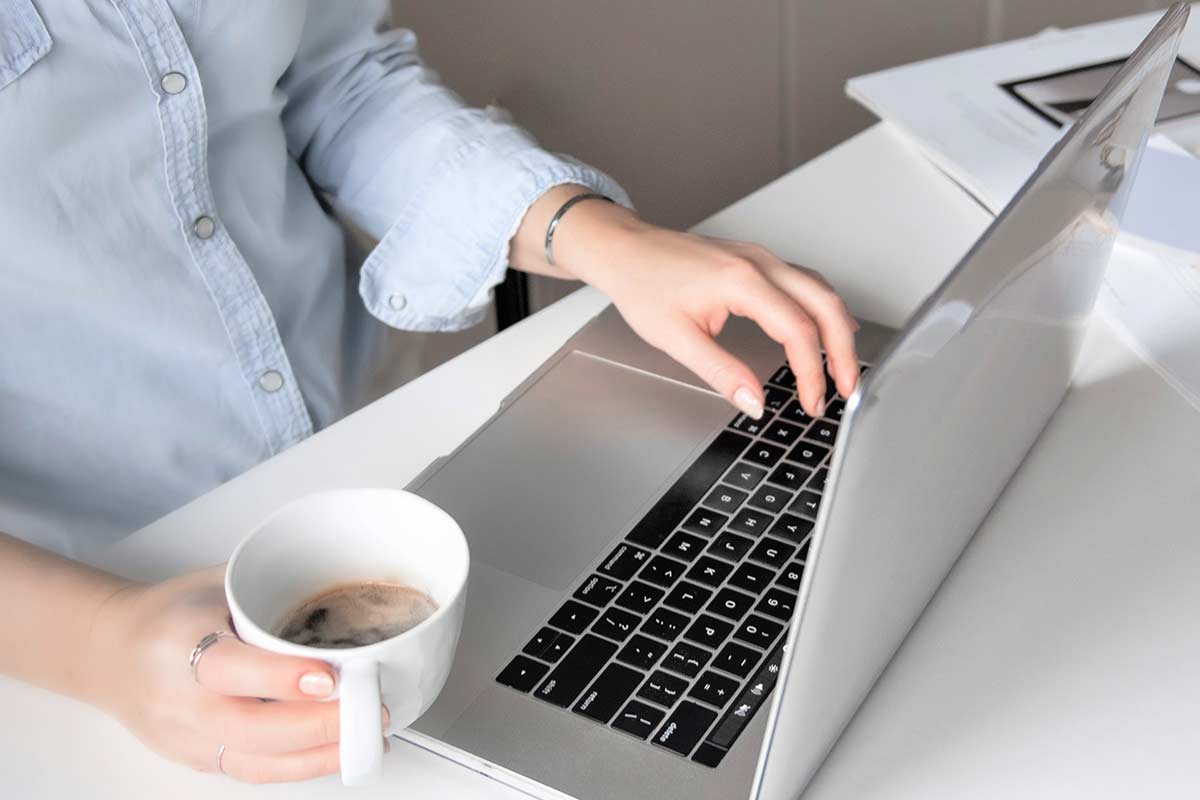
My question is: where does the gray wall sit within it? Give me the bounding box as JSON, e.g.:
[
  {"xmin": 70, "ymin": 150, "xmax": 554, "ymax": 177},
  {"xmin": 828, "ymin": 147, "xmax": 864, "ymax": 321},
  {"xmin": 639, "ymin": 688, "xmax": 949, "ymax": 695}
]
[{"xmin": 377, "ymin": 1, "xmax": 1169, "ymax": 392}]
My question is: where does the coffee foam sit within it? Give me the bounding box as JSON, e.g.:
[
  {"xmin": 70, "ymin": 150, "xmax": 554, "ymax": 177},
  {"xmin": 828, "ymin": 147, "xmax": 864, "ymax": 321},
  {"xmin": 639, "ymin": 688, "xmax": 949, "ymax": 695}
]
[{"xmin": 275, "ymin": 581, "xmax": 437, "ymax": 649}]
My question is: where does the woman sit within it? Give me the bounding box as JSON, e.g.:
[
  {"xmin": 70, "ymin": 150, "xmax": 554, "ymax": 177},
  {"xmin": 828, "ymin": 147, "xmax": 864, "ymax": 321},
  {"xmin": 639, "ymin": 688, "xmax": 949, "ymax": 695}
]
[{"xmin": 0, "ymin": 0, "xmax": 858, "ymax": 783}]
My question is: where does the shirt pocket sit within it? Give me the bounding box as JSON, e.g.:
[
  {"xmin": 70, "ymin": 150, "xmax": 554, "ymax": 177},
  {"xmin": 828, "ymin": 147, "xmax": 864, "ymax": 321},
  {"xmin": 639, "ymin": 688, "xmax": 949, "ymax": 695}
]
[{"xmin": 0, "ymin": 0, "xmax": 52, "ymax": 92}]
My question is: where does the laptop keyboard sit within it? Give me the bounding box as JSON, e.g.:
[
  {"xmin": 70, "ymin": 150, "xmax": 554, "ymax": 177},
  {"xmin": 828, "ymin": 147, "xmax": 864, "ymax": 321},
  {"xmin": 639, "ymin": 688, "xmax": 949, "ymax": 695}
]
[{"xmin": 495, "ymin": 360, "xmax": 866, "ymax": 768}]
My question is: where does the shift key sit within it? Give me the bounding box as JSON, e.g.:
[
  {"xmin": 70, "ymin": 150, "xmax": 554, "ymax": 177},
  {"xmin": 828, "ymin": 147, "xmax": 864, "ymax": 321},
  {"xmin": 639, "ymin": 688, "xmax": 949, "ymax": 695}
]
[{"xmin": 535, "ymin": 634, "xmax": 618, "ymax": 708}]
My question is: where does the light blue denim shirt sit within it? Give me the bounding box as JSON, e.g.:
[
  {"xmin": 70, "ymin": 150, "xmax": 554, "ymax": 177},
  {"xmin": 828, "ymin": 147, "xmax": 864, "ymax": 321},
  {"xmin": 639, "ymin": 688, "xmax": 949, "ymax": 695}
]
[{"xmin": 0, "ymin": 0, "xmax": 628, "ymax": 556}]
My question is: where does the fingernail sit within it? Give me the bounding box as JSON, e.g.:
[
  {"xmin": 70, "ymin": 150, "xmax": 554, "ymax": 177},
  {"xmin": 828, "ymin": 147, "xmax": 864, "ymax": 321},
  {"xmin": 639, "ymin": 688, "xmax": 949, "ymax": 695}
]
[
  {"xmin": 733, "ymin": 386, "xmax": 764, "ymax": 419},
  {"xmin": 298, "ymin": 671, "xmax": 334, "ymax": 697},
  {"xmin": 814, "ymin": 396, "xmax": 827, "ymax": 418}
]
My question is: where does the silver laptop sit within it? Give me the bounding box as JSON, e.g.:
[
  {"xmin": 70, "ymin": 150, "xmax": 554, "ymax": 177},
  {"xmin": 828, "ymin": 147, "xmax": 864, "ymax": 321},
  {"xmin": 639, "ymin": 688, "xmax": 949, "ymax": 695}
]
[{"xmin": 404, "ymin": 7, "xmax": 1187, "ymax": 798}]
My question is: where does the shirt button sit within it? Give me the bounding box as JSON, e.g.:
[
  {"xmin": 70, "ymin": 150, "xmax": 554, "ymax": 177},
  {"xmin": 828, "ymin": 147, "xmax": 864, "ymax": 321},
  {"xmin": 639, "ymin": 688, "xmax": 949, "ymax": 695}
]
[
  {"xmin": 259, "ymin": 370, "xmax": 284, "ymax": 393},
  {"xmin": 192, "ymin": 216, "xmax": 216, "ymax": 239},
  {"xmin": 388, "ymin": 292, "xmax": 407, "ymax": 311},
  {"xmin": 160, "ymin": 72, "xmax": 188, "ymax": 95}
]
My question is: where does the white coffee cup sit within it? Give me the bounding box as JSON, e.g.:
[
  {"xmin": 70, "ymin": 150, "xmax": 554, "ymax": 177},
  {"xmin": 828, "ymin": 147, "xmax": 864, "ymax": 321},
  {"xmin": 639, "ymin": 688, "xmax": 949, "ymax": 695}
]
[{"xmin": 225, "ymin": 489, "xmax": 469, "ymax": 785}]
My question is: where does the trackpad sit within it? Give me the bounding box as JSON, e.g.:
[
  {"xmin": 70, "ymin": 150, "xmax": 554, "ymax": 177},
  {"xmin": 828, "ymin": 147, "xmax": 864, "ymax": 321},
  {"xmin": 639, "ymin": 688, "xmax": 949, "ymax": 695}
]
[{"xmin": 414, "ymin": 352, "xmax": 732, "ymax": 590}]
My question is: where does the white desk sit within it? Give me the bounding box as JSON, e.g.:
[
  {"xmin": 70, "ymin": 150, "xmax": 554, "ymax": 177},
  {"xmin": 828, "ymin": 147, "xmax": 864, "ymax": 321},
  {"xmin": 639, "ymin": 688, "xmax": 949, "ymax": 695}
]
[{"xmin": 6, "ymin": 122, "xmax": 1200, "ymax": 798}]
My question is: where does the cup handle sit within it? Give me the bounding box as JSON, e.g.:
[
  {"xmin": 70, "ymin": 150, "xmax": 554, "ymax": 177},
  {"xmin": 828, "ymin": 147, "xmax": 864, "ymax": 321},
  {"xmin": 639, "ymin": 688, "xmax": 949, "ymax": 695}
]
[{"xmin": 338, "ymin": 659, "xmax": 383, "ymax": 786}]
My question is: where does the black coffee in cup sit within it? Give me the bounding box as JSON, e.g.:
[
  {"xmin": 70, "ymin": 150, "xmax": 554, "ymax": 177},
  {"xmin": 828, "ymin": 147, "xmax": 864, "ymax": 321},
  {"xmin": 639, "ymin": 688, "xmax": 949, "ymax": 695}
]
[{"xmin": 274, "ymin": 581, "xmax": 438, "ymax": 649}]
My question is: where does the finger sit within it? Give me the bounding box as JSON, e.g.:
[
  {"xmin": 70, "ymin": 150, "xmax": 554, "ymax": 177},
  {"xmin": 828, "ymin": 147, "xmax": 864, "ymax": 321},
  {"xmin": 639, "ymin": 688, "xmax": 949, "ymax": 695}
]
[
  {"xmin": 220, "ymin": 741, "xmax": 345, "ymax": 785},
  {"xmin": 203, "ymin": 699, "xmax": 392, "ymax": 756},
  {"xmin": 195, "ymin": 636, "xmax": 336, "ymax": 701},
  {"xmin": 666, "ymin": 319, "xmax": 766, "ymax": 418},
  {"xmin": 764, "ymin": 260, "xmax": 860, "ymax": 399},
  {"xmin": 202, "ymin": 697, "xmax": 339, "ymax": 755},
  {"xmin": 722, "ymin": 266, "xmax": 827, "ymax": 416}
]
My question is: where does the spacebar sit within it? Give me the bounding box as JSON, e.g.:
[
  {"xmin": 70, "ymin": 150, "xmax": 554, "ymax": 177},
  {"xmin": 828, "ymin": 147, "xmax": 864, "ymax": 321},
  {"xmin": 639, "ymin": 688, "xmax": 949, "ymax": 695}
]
[{"xmin": 627, "ymin": 430, "xmax": 751, "ymax": 548}]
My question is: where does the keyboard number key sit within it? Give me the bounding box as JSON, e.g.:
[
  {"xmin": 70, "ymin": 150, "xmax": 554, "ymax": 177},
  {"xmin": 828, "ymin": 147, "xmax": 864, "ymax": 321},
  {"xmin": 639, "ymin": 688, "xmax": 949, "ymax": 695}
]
[{"xmin": 757, "ymin": 588, "xmax": 797, "ymax": 621}]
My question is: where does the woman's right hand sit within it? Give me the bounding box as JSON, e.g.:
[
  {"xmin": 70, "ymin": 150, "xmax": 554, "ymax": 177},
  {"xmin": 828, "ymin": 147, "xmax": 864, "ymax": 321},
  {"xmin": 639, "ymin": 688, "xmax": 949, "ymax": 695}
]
[{"xmin": 85, "ymin": 565, "xmax": 384, "ymax": 783}]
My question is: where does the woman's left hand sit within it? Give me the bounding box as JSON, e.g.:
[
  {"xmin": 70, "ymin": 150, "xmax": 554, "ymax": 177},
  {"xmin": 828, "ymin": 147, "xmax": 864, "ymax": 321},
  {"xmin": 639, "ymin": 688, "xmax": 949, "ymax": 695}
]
[{"xmin": 527, "ymin": 191, "xmax": 860, "ymax": 420}]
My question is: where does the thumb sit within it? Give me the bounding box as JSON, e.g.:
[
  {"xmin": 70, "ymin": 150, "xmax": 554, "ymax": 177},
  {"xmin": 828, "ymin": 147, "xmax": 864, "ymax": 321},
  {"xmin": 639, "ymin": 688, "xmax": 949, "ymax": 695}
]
[{"xmin": 667, "ymin": 323, "xmax": 765, "ymax": 418}]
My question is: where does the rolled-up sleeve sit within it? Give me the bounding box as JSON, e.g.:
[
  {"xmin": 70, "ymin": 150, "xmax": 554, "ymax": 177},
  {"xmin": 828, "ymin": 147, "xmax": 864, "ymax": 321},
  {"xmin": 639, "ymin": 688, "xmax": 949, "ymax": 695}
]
[{"xmin": 279, "ymin": 1, "xmax": 631, "ymax": 332}]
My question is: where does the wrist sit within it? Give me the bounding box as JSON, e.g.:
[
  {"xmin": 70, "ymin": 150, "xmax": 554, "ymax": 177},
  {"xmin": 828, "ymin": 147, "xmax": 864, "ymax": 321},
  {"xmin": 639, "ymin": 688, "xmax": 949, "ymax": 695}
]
[
  {"xmin": 77, "ymin": 580, "xmax": 142, "ymax": 711},
  {"xmin": 549, "ymin": 198, "xmax": 651, "ymax": 291}
]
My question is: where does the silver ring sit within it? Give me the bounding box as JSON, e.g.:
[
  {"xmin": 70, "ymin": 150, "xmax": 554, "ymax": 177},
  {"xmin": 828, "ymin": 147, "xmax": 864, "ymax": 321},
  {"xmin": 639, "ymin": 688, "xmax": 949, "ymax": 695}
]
[
  {"xmin": 216, "ymin": 744, "xmax": 227, "ymax": 775},
  {"xmin": 189, "ymin": 630, "xmax": 234, "ymax": 683}
]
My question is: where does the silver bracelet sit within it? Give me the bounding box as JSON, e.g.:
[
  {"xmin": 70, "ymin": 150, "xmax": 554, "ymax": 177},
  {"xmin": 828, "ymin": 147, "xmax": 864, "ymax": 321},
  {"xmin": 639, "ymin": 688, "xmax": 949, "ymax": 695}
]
[{"xmin": 544, "ymin": 192, "xmax": 613, "ymax": 268}]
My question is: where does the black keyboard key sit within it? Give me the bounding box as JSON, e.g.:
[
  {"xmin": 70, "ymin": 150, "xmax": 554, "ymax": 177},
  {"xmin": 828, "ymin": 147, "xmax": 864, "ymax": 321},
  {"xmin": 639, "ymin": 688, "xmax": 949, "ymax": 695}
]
[
  {"xmin": 705, "ymin": 641, "xmax": 785, "ymax": 750},
  {"xmin": 748, "ymin": 485, "xmax": 792, "ymax": 514},
  {"xmin": 574, "ymin": 663, "xmax": 643, "ymax": 723},
  {"xmin": 749, "ymin": 537, "xmax": 795, "ymax": 569},
  {"xmin": 573, "ymin": 574, "xmax": 622, "ymax": 607},
  {"xmin": 727, "ymin": 562, "xmax": 775, "ymax": 595},
  {"xmin": 727, "ymin": 507, "xmax": 773, "ymax": 537},
  {"xmin": 806, "ymin": 419, "xmax": 838, "ymax": 445},
  {"xmin": 684, "ymin": 614, "xmax": 735, "ymax": 649},
  {"xmin": 702, "ymin": 484, "xmax": 747, "ymax": 515},
  {"xmin": 692, "ymin": 742, "xmax": 728, "ymax": 768},
  {"xmin": 779, "ymin": 399, "xmax": 815, "ymax": 427},
  {"xmin": 757, "ymin": 588, "xmax": 797, "ymax": 621},
  {"xmin": 776, "ymin": 561, "xmax": 805, "ymax": 592},
  {"xmin": 714, "ymin": 642, "xmax": 761, "ymax": 677},
  {"xmin": 548, "ymin": 600, "xmax": 599, "ymax": 635},
  {"xmin": 616, "ymin": 580, "xmax": 665, "ymax": 615},
  {"xmin": 769, "ymin": 364, "xmax": 796, "ymax": 389},
  {"xmin": 807, "ymin": 468, "xmax": 829, "ymax": 493},
  {"xmin": 790, "ymin": 490, "xmax": 822, "ymax": 520},
  {"xmin": 617, "ymin": 634, "xmax": 668, "ymax": 669},
  {"xmin": 654, "ymin": 701, "xmax": 718, "ymax": 756},
  {"xmin": 627, "ymin": 430, "xmax": 751, "ymax": 548},
  {"xmin": 788, "ymin": 441, "xmax": 829, "ymax": 469},
  {"xmin": 767, "ymin": 462, "xmax": 811, "ymax": 491},
  {"xmin": 769, "ymin": 513, "xmax": 813, "ymax": 544},
  {"xmin": 638, "ymin": 670, "xmax": 689, "ymax": 707},
  {"xmin": 642, "ymin": 607, "xmax": 689, "ymax": 641},
  {"xmin": 707, "ymin": 587, "xmax": 756, "ymax": 621},
  {"xmin": 734, "ymin": 614, "xmax": 783, "ymax": 649},
  {"xmin": 640, "ymin": 555, "xmax": 687, "ymax": 588},
  {"xmin": 522, "ymin": 626, "xmax": 561, "ymax": 659},
  {"xmin": 663, "ymin": 642, "xmax": 712, "ymax": 678},
  {"xmin": 687, "ymin": 556, "xmax": 734, "ymax": 587},
  {"xmin": 612, "ymin": 700, "xmax": 665, "ymax": 740},
  {"xmin": 744, "ymin": 442, "xmax": 786, "ymax": 468},
  {"xmin": 826, "ymin": 398, "xmax": 845, "ymax": 422},
  {"xmin": 681, "ymin": 507, "xmax": 728, "ymax": 537},
  {"xmin": 762, "ymin": 420, "xmax": 804, "ymax": 447},
  {"xmin": 762, "ymin": 386, "xmax": 790, "ymax": 413},
  {"xmin": 729, "ymin": 411, "xmax": 773, "ymax": 436},
  {"xmin": 709, "ymin": 531, "xmax": 754, "ymax": 562},
  {"xmin": 534, "ymin": 634, "xmax": 617, "ymax": 707},
  {"xmin": 663, "ymin": 580, "xmax": 713, "ymax": 614},
  {"xmin": 594, "ymin": 607, "xmax": 642, "ymax": 641},
  {"xmin": 599, "ymin": 542, "xmax": 651, "ymax": 580},
  {"xmin": 723, "ymin": 462, "xmax": 768, "ymax": 492},
  {"xmin": 663, "ymin": 530, "xmax": 708, "ymax": 561},
  {"xmin": 497, "ymin": 656, "xmax": 550, "ymax": 693},
  {"xmin": 544, "ymin": 633, "xmax": 575, "ymax": 662},
  {"xmin": 689, "ymin": 670, "xmax": 740, "ymax": 708}
]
